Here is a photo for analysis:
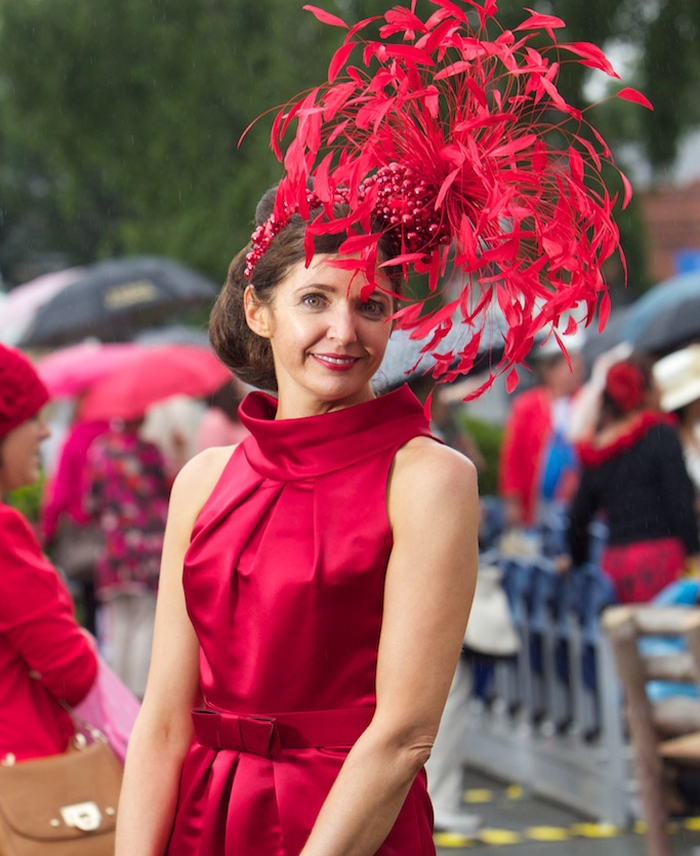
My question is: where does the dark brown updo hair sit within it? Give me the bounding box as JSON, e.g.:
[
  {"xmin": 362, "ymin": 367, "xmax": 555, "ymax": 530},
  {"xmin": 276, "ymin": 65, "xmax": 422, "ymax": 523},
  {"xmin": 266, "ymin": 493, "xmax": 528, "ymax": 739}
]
[{"xmin": 210, "ymin": 185, "xmax": 402, "ymax": 392}]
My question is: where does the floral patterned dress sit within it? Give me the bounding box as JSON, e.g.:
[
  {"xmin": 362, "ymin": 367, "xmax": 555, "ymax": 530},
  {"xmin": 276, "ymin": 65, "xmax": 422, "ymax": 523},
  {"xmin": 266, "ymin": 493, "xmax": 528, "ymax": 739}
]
[{"xmin": 84, "ymin": 427, "xmax": 170, "ymax": 600}]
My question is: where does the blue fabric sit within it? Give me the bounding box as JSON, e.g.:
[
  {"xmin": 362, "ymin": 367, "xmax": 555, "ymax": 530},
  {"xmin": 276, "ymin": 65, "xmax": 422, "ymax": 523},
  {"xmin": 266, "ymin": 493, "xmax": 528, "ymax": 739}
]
[
  {"xmin": 539, "ymin": 430, "xmax": 576, "ymax": 500},
  {"xmin": 652, "ymin": 578, "xmax": 700, "ymax": 606},
  {"xmin": 639, "ymin": 636, "xmax": 686, "ymax": 656},
  {"xmin": 638, "ymin": 581, "xmax": 700, "ymax": 700},
  {"xmin": 647, "ymin": 681, "xmax": 699, "ymax": 701},
  {"xmin": 538, "ymin": 504, "xmax": 570, "ymax": 558},
  {"xmin": 479, "ymin": 496, "xmax": 505, "ymax": 551}
]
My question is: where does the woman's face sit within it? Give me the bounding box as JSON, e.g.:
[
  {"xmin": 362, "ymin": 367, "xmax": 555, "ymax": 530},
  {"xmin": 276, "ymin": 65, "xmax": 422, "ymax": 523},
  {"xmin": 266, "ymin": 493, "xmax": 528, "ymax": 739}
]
[
  {"xmin": 245, "ymin": 255, "xmax": 394, "ymax": 418},
  {"xmin": 0, "ymin": 413, "xmax": 50, "ymax": 496}
]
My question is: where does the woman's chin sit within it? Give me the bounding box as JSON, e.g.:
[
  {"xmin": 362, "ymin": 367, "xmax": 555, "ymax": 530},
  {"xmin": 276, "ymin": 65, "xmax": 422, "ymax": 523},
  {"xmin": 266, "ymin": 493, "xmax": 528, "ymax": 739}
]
[{"xmin": 23, "ymin": 467, "xmax": 41, "ymax": 490}]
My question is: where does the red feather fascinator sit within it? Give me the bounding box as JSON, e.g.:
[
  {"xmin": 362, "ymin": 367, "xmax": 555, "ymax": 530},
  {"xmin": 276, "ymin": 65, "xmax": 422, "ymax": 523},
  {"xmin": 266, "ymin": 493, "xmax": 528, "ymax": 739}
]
[{"xmin": 247, "ymin": 0, "xmax": 651, "ymax": 396}]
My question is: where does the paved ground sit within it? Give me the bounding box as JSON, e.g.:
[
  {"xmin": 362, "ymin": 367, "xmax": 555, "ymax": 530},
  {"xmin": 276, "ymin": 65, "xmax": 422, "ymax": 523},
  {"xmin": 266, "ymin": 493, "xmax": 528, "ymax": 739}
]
[{"xmin": 435, "ymin": 768, "xmax": 700, "ymax": 856}]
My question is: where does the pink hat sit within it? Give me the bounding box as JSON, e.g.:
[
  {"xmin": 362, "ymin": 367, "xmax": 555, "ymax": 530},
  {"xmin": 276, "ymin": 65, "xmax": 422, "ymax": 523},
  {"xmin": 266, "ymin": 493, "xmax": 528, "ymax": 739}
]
[{"xmin": 0, "ymin": 344, "xmax": 49, "ymax": 439}]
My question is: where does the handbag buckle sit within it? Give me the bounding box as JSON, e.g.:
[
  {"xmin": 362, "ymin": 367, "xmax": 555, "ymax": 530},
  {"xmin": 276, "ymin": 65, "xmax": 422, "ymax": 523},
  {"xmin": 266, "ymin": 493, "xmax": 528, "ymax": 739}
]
[{"xmin": 60, "ymin": 801, "xmax": 102, "ymax": 832}]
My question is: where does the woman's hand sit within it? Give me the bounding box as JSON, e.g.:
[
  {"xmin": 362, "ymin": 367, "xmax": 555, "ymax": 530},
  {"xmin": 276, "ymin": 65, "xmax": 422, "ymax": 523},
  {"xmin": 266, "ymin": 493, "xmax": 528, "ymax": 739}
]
[{"xmin": 553, "ymin": 554, "xmax": 572, "ymax": 575}]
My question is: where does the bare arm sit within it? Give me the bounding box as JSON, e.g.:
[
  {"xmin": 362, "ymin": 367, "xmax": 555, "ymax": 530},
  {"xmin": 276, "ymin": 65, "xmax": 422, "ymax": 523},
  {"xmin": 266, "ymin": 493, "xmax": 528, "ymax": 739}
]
[
  {"xmin": 114, "ymin": 446, "xmax": 234, "ymax": 856},
  {"xmin": 299, "ymin": 438, "xmax": 479, "ymax": 856}
]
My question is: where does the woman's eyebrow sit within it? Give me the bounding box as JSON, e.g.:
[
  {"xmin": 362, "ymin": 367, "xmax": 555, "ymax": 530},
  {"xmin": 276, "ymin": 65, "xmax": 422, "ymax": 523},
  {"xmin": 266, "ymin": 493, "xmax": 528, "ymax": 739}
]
[
  {"xmin": 294, "ymin": 281, "xmax": 337, "ymax": 294},
  {"xmin": 362, "ymin": 289, "xmax": 392, "ymax": 301},
  {"xmin": 293, "ymin": 281, "xmax": 391, "ymax": 300}
]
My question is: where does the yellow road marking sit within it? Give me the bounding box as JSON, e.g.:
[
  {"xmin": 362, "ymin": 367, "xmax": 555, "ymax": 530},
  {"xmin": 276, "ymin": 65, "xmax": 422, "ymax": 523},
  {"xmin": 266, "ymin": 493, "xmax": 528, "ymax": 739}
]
[
  {"xmin": 463, "ymin": 788, "xmax": 493, "ymax": 804},
  {"xmin": 434, "ymin": 831, "xmax": 474, "ymax": 847},
  {"xmin": 570, "ymin": 822, "xmax": 620, "ymax": 838},
  {"xmin": 479, "ymin": 828, "xmax": 523, "ymax": 845},
  {"xmin": 525, "ymin": 826, "xmax": 570, "ymax": 841}
]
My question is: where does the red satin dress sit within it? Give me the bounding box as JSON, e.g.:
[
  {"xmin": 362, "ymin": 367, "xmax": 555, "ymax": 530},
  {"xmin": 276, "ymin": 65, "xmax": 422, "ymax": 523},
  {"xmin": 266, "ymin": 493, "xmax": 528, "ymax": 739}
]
[{"xmin": 166, "ymin": 385, "xmax": 437, "ymax": 855}]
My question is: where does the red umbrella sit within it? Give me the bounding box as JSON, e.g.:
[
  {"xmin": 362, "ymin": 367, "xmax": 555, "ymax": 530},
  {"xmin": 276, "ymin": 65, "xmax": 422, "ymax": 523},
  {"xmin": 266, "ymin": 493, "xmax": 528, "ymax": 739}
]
[
  {"xmin": 79, "ymin": 345, "xmax": 232, "ymax": 422},
  {"xmin": 37, "ymin": 341, "xmax": 145, "ymax": 397}
]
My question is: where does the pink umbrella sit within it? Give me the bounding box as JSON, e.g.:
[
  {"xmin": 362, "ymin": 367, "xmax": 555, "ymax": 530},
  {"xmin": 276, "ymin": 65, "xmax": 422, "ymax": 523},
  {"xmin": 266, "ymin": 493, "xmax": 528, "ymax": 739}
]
[
  {"xmin": 37, "ymin": 342, "xmax": 146, "ymax": 398},
  {"xmin": 0, "ymin": 268, "xmax": 84, "ymax": 346},
  {"xmin": 79, "ymin": 345, "xmax": 232, "ymax": 422}
]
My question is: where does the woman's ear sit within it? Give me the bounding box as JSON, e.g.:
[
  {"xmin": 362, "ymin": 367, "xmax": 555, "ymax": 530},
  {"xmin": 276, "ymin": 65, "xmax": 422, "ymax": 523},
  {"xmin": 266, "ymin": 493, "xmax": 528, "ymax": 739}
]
[{"xmin": 243, "ymin": 286, "xmax": 272, "ymax": 339}]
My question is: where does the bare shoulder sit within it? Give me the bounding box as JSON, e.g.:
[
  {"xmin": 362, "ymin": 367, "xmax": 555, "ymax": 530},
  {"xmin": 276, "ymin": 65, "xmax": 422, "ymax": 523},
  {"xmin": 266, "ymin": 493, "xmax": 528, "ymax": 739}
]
[
  {"xmin": 168, "ymin": 444, "xmax": 239, "ymax": 529},
  {"xmin": 389, "ymin": 436, "xmax": 478, "ymax": 519},
  {"xmin": 392, "ymin": 435, "xmax": 477, "ymax": 491}
]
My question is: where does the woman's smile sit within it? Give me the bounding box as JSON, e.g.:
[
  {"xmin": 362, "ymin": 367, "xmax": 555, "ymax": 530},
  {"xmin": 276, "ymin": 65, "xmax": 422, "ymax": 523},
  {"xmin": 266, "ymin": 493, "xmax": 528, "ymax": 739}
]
[{"xmin": 310, "ymin": 352, "xmax": 361, "ymax": 371}]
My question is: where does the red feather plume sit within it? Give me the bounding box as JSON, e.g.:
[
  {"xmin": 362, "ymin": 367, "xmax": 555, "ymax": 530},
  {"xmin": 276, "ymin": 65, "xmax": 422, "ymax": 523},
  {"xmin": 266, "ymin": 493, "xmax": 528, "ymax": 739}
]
[{"xmin": 257, "ymin": 1, "xmax": 651, "ymax": 395}]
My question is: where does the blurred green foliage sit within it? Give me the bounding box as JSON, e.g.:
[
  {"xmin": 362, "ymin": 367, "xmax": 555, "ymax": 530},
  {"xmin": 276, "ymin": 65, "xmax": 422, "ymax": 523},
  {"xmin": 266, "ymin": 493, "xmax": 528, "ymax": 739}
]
[
  {"xmin": 462, "ymin": 415, "xmax": 504, "ymax": 497},
  {"xmin": 6, "ymin": 475, "xmax": 44, "ymax": 525},
  {"xmin": 0, "ymin": 0, "xmax": 697, "ymax": 292}
]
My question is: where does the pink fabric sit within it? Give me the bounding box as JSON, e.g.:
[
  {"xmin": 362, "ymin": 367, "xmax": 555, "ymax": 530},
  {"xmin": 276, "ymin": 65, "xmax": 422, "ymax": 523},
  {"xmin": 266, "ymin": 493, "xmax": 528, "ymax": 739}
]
[
  {"xmin": 167, "ymin": 386, "xmax": 436, "ymax": 856},
  {"xmin": 73, "ymin": 652, "xmax": 140, "ymax": 763},
  {"xmin": 0, "ymin": 504, "xmax": 97, "ymax": 761},
  {"xmin": 194, "ymin": 408, "xmax": 249, "ymax": 452},
  {"xmin": 41, "ymin": 419, "xmax": 109, "ymax": 543}
]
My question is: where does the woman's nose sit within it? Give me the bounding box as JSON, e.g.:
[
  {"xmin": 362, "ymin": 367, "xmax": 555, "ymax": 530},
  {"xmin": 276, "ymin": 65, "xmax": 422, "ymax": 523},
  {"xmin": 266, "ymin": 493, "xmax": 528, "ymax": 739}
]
[
  {"xmin": 327, "ymin": 306, "xmax": 358, "ymax": 344},
  {"xmin": 37, "ymin": 416, "xmax": 51, "ymax": 441}
]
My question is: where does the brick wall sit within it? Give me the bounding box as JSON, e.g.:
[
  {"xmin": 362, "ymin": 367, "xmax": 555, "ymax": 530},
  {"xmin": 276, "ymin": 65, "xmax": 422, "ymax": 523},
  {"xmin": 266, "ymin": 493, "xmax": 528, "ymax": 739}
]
[{"xmin": 638, "ymin": 180, "xmax": 700, "ymax": 282}]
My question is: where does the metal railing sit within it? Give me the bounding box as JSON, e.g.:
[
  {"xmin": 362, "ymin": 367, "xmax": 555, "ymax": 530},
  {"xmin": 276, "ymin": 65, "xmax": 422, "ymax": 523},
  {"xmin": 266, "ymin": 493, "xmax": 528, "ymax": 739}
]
[{"xmin": 462, "ymin": 552, "xmax": 630, "ymax": 826}]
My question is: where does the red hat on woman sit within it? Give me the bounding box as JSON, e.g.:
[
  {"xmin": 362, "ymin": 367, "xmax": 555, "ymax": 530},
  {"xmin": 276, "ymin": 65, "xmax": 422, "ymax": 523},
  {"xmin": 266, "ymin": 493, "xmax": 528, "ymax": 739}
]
[
  {"xmin": 604, "ymin": 361, "xmax": 647, "ymax": 413},
  {"xmin": 0, "ymin": 344, "xmax": 49, "ymax": 439}
]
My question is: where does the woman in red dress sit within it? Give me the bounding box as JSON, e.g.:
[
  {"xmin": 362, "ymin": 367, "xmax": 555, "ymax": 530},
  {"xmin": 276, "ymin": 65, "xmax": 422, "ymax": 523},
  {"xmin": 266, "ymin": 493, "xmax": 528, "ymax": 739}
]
[
  {"xmin": 115, "ymin": 187, "xmax": 479, "ymax": 855},
  {"xmin": 115, "ymin": 3, "xmax": 639, "ymax": 851}
]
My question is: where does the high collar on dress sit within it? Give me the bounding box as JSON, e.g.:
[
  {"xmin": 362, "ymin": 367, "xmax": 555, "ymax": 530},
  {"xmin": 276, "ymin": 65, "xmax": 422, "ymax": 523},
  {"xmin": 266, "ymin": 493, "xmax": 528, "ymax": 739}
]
[{"xmin": 237, "ymin": 384, "xmax": 430, "ymax": 481}]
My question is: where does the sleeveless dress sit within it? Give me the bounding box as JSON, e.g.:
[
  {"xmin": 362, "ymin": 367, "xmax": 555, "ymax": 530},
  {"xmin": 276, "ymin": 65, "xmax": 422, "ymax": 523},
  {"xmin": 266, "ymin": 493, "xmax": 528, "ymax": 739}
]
[{"xmin": 166, "ymin": 384, "xmax": 437, "ymax": 856}]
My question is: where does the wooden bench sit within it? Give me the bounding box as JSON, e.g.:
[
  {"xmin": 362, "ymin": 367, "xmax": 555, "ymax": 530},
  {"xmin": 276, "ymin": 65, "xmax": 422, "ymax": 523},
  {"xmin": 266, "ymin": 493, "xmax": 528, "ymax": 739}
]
[{"xmin": 602, "ymin": 605, "xmax": 700, "ymax": 856}]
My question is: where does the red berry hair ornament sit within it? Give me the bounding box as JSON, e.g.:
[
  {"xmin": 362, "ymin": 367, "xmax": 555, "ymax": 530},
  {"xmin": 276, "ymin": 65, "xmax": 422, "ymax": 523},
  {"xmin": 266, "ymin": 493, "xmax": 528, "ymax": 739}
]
[{"xmin": 244, "ymin": 1, "xmax": 652, "ymax": 399}]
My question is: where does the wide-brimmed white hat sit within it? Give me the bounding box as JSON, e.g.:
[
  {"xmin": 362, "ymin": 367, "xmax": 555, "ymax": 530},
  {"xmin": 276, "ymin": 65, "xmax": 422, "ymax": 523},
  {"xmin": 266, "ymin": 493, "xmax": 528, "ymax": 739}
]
[{"xmin": 653, "ymin": 344, "xmax": 700, "ymax": 412}]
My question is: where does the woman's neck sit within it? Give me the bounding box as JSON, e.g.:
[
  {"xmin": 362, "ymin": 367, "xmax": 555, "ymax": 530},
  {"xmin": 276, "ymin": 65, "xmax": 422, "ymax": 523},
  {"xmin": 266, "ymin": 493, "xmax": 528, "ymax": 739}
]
[{"xmin": 595, "ymin": 410, "xmax": 645, "ymax": 446}]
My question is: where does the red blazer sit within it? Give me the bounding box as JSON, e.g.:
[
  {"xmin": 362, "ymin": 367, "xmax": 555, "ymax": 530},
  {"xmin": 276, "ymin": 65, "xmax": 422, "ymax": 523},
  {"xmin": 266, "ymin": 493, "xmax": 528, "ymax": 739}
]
[
  {"xmin": 0, "ymin": 504, "xmax": 97, "ymax": 762},
  {"xmin": 498, "ymin": 387, "xmax": 552, "ymax": 527}
]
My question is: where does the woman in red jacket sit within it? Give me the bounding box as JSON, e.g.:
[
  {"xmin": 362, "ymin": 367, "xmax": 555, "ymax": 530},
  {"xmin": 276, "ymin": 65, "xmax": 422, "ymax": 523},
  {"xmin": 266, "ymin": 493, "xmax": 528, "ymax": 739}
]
[{"xmin": 0, "ymin": 343, "xmax": 97, "ymax": 763}]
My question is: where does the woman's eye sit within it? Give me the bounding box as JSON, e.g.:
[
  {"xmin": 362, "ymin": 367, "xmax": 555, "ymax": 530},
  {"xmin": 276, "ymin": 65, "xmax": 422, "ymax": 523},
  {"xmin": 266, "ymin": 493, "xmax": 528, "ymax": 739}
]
[
  {"xmin": 302, "ymin": 294, "xmax": 324, "ymax": 309},
  {"xmin": 360, "ymin": 299, "xmax": 386, "ymax": 316}
]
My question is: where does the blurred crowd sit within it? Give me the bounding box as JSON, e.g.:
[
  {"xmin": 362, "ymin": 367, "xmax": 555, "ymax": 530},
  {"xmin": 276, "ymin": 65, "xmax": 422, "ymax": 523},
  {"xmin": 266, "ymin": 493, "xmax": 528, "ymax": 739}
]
[
  {"xmin": 496, "ymin": 335, "xmax": 700, "ymax": 605},
  {"xmin": 423, "ymin": 336, "xmax": 700, "ymax": 835},
  {"xmin": 26, "ymin": 333, "xmax": 700, "ymax": 704},
  {"xmin": 8, "ymin": 330, "xmax": 700, "ymax": 840},
  {"xmin": 36, "ymin": 377, "xmax": 250, "ymax": 699}
]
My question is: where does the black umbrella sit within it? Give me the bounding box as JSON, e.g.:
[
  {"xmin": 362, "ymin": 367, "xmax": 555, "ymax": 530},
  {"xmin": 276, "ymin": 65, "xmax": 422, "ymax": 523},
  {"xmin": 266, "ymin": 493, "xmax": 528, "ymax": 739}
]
[
  {"xmin": 580, "ymin": 306, "xmax": 633, "ymax": 372},
  {"xmin": 18, "ymin": 256, "xmax": 220, "ymax": 348},
  {"xmin": 620, "ymin": 269, "xmax": 700, "ymax": 346},
  {"xmin": 633, "ymin": 294, "xmax": 700, "ymax": 354}
]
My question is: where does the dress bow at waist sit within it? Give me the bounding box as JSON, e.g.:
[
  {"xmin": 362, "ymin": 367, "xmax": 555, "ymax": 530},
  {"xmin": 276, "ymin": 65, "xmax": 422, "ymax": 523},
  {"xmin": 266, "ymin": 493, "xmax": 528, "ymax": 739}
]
[{"xmin": 192, "ymin": 707, "xmax": 374, "ymax": 758}]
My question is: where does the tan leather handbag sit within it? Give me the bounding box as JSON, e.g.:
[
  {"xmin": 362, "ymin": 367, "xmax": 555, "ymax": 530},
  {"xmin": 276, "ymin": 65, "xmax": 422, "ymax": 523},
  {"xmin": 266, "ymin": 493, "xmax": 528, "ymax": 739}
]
[{"xmin": 0, "ymin": 737, "xmax": 122, "ymax": 855}]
